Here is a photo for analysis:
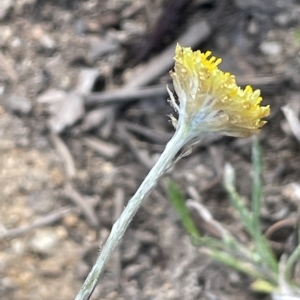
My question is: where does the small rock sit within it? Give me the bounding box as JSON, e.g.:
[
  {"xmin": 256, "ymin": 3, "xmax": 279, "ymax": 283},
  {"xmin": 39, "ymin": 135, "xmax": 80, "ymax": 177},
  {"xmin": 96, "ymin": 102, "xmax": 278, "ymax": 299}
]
[
  {"xmin": 48, "ymin": 92, "xmax": 84, "ymax": 133},
  {"xmin": 0, "ymin": 26, "xmax": 13, "ymax": 46},
  {"xmin": 63, "ymin": 213, "xmax": 79, "ymax": 227},
  {"xmin": 74, "ymin": 19, "xmax": 86, "ymax": 35},
  {"xmin": 5, "ymin": 94, "xmax": 32, "ymax": 115},
  {"xmin": 83, "ymin": 137, "xmax": 120, "ymax": 159},
  {"xmin": 260, "ymin": 41, "xmax": 282, "ymax": 56},
  {"xmin": 274, "ymin": 13, "xmax": 291, "ymax": 27},
  {"xmin": 0, "ymin": 113, "xmax": 30, "ymax": 147},
  {"xmin": 10, "ymin": 36, "xmax": 22, "ymax": 49},
  {"xmin": 99, "ymin": 13, "xmax": 120, "ymax": 29},
  {"xmin": 248, "ymin": 20, "xmax": 259, "ymax": 35},
  {"xmin": 87, "ymin": 37, "xmax": 119, "ymax": 62},
  {"xmin": 75, "ymin": 68, "xmax": 99, "ymax": 96},
  {"xmin": 14, "ymin": 0, "xmax": 37, "ymax": 14},
  {"xmin": 29, "ymin": 229, "xmax": 59, "ymax": 255},
  {"xmin": 124, "ymin": 264, "xmax": 147, "ymax": 279},
  {"xmin": 121, "ymin": 20, "xmax": 146, "ymax": 35},
  {"xmin": 11, "ymin": 240, "xmax": 26, "ymax": 255},
  {"xmin": 31, "ymin": 26, "xmax": 56, "ymax": 55},
  {"xmin": 0, "ymin": 85, "xmax": 5, "ymax": 96},
  {"xmin": 8, "ymin": 37, "xmax": 24, "ymax": 59},
  {"xmin": 0, "ymin": 277, "xmax": 17, "ymax": 293},
  {"xmin": 282, "ymin": 183, "xmax": 300, "ymax": 202},
  {"xmin": 37, "ymin": 88, "xmax": 65, "ymax": 105},
  {"xmin": 49, "ymin": 167, "xmax": 65, "ymax": 187},
  {"xmin": 85, "ymin": 20, "xmax": 101, "ymax": 33},
  {"xmin": 38, "ymin": 89, "xmax": 84, "ymax": 133},
  {"xmin": 0, "ymin": 0, "xmax": 13, "ymax": 20},
  {"xmin": 80, "ymin": 107, "xmax": 110, "ymax": 131},
  {"xmin": 39, "ymin": 34, "xmax": 56, "ymax": 53}
]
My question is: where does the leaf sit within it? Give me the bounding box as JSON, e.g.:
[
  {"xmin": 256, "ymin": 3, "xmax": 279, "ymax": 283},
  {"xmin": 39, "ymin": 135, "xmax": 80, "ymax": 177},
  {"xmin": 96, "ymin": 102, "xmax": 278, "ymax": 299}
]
[
  {"xmin": 251, "ymin": 279, "xmax": 276, "ymax": 293},
  {"xmin": 167, "ymin": 179, "xmax": 200, "ymax": 239}
]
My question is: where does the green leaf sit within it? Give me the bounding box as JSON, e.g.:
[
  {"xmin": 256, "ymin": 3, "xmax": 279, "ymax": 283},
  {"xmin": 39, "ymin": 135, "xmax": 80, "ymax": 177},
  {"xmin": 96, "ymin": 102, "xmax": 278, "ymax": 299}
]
[
  {"xmin": 251, "ymin": 137, "xmax": 278, "ymax": 274},
  {"xmin": 167, "ymin": 179, "xmax": 201, "ymax": 239},
  {"xmin": 251, "ymin": 279, "xmax": 277, "ymax": 293}
]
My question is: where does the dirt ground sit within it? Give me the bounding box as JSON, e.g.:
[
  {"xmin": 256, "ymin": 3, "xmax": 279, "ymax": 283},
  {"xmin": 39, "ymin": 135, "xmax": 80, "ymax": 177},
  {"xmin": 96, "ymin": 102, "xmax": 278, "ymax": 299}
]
[{"xmin": 1, "ymin": 0, "xmax": 300, "ymax": 299}]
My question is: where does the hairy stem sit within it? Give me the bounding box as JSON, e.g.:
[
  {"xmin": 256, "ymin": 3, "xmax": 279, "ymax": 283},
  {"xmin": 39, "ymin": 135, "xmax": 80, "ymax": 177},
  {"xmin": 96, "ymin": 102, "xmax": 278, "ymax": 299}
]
[{"xmin": 75, "ymin": 126, "xmax": 190, "ymax": 300}]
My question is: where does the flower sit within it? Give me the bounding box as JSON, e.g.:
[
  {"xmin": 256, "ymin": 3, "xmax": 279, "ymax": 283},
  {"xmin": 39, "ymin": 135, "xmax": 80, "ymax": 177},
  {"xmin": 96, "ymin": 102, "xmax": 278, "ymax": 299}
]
[{"xmin": 168, "ymin": 44, "xmax": 270, "ymax": 138}]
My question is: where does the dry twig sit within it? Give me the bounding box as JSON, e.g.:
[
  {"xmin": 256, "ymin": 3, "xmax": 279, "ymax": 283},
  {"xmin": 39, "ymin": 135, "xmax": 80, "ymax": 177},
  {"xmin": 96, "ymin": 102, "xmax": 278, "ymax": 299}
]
[
  {"xmin": 64, "ymin": 184, "xmax": 99, "ymax": 228},
  {"xmin": 51, "ymin": 132, "xmax": 76, "ymax": 178},
  {"xmin": 0, "ymin": 206, "xmax": 75, "ymax": 239}
]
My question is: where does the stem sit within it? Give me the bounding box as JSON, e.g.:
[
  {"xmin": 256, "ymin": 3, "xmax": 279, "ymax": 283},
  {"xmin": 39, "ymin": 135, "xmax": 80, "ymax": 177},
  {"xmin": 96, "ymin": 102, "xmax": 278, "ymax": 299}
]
[
  {"xmin": 285, "ymin": 243, "xmax": 300, "ymax": 286},
  {"xmin": 251, "ymin": 136, "xmax": 262, "ymax": 234},
  {"xmin": 74, "ymin": 126, "xmax": 190, "ymax": 300},
  {"xmin": 251, "ymin": 138, "xmax": 278, "ymax": 274},
  {"xmin": 207, "ymin": 249, "xmax": 264, "ymax": 280}
]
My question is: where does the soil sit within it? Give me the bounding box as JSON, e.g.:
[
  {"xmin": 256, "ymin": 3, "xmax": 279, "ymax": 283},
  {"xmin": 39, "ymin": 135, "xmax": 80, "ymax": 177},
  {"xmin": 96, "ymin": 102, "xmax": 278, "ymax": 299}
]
[{"xmin": 1, "ymin": 0, "xmax": 300, "ymax": 300}]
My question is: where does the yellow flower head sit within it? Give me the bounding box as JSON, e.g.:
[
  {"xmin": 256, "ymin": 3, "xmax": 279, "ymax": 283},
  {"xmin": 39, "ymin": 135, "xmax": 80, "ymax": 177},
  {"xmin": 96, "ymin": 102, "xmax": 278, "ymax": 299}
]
[{"xmin": 168, "ymin": 44, "xmax": 270, "ymax": 138}]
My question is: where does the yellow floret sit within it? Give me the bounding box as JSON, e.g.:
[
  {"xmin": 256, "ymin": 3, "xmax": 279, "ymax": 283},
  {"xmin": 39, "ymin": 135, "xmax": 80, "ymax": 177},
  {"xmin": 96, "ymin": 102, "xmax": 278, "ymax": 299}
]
[{"xmin": 169, "ymin": 44, "xmax": 270, "ymax": 137}]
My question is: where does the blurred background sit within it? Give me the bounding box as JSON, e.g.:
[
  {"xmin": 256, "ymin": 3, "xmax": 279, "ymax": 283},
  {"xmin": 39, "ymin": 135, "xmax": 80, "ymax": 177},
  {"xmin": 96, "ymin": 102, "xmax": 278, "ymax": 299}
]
[{"xmin": 1, "ymin": 0, "xmax": 300, "ymax": 299}]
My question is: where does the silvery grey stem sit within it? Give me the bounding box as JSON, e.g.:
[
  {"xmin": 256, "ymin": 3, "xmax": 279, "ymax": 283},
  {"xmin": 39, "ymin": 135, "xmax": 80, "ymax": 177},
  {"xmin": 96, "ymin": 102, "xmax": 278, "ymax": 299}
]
[{"xmin": 74, "ymin": 126, "xmax": 189, "ymax": 300}]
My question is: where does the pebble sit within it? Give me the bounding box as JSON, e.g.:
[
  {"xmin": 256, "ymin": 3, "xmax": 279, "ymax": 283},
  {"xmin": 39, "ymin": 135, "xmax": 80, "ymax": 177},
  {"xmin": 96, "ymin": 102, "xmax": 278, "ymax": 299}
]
[
  {"xmin": 5, "ymin": 94, "xmax": 32, "ymax": 115},
  {"xmin": 49, "ymin": 167, "xmax": 65, "ymax": 187},
  {"xmin": 38, "ymin": 89, "xmax": 84, "ymax": 133},
  {"xmin": 31, "ymin": 26, "xmax": 56, "ymax": 54},
  {"xmin": 14, "ymin": 0, "xmax": 37, "ymax": 14},
  {"xmin": 87, "ymin": 37, "xmax": 119, "ymax": 62},
  {"xmin": 29, "ymin": 229, "xmax": 59, "ymax": 255},
  {"xmin": 63, "ymin": 213, "xmax": 79, "ymax": 227},
  {"xmin": 75, "ymin": 68, "xmax": 99, "ymax": 95},
  {"xmin": 99, "ymin": 13, "xmax": 120, "ymax": 29},
  {"xmin": 74, "ymin": 19, "xmax": 86, "ymax": 36},
  {"xmin": 47, "ymin": 91, "xmax": 84, "ymax": 133},
  {"xmin": 260, "ymin": 41, "xmax": 282, "ymax": 56},
  {"xmin": 11, "ymin": 240, "xmax": 26, "ymax": 255},
  {"xmin": 124, "ymin": 264, "xmax": 147, "ymax": 279},
  {"xmin": 0, "ymin": 0, "xmax": 13, "ymax": 20},
  {"xmin": 282, "ymin": 183, "xmax": 300, "ymax": 202},
  {"xmin": 274, "ymin": 13, "xmax": 291, "ymax": 27},
  {"xmin": 0, "ymin": 26, "xmax": 13, "ymax": 46},
  {"xmin": 121, "ymin": 20, "xmax": 146, "ymax": 35},
  {"xmin": 39, "ymin": 34, "xmax": 56, "ymax": 53}
]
